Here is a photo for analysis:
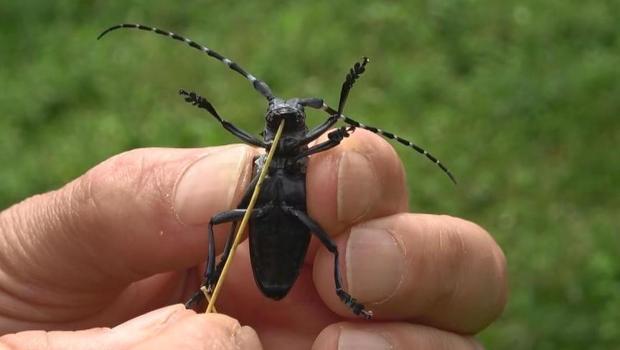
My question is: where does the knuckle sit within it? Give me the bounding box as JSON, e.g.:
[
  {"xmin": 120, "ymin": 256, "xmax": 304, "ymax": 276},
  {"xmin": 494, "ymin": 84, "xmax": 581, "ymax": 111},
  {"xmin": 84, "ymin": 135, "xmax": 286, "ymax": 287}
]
[{"xmin": 80, "ymin": 148, "xmax": 169, "ymax": 211}]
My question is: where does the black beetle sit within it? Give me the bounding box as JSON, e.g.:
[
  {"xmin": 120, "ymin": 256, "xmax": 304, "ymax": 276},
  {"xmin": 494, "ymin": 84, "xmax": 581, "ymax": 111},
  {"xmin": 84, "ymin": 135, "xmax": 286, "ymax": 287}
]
[{"xmin": 98, "ymin": 24, "xmax": 456, "ymax": 319}]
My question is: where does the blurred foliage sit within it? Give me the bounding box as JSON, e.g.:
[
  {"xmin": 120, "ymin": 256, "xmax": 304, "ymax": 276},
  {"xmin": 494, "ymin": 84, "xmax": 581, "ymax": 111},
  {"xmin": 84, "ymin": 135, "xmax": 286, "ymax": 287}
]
[{"xmin": 1, "ymin": 1, "xmax": 619, "ymax": 348}]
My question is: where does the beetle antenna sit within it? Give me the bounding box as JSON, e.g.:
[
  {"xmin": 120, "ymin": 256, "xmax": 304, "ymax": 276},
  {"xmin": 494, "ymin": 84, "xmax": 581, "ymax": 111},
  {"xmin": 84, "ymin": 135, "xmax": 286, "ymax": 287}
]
[
  {"xmin": 98, "ymin": 23, "xmax": 275, "ymax": 101},
  {"xmin": 320, "ymin": 104, "xmax": 456, "ymax": 184}
]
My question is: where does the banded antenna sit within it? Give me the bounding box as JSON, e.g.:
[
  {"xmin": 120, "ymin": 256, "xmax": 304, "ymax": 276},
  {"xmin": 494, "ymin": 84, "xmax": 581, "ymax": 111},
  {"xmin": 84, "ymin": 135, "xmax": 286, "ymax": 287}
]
[
  {"xmin": 98, "ymin": 23, "xmax": 274, "ymax": 101},
  {"xmin": 327, "ymin": 104, "xmax": 457, "ymax": 184},
  {"xmin": 314, "ymin": 57, "xmax": 457, "ymax": 184}
]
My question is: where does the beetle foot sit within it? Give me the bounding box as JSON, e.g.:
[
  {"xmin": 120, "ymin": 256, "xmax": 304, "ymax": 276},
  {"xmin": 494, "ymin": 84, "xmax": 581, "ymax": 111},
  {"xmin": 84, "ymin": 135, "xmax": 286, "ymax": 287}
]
[
  {"xmin": 337, "ymin": 289, "xmax": 373, "ymax": 319},
  {"xmin": 327, "ymin": 126, "xmax": 355, "ymax": 142},
  {"xmin": 205, "ymin": 273, "xmax": 220, "ymax": 293},
  {"xmin": 179, "ymin": 88, "xmax": 192, "ymax": 100},
  {"xmin": 184, "ymin": 289, "xmax": 205, "ymax": 309},
  {"xmin": 179, "ymin": 89, "xmax": 203, "ymax": 105}
]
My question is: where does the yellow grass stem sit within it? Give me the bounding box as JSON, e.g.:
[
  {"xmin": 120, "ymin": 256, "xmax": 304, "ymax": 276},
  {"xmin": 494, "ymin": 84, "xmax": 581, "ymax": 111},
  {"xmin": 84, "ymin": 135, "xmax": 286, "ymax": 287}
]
[{"xmin": 205, "ymin": 119, "xmax": 285, "ymax": 313}]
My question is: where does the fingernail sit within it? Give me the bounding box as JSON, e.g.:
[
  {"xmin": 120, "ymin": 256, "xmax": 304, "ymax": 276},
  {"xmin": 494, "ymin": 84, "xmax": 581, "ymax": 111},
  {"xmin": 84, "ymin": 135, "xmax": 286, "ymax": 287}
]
[
  {"xmin": 233, "ymin": 325, "xmax": 262, "ymax": 350},
  {"xmin": 337, "ymin": 151, "xmax": 380, "ymax": 223},
  {"xmin": 338, "ymin": 328, "xmax": 392, "ymax": 350},
  {"xmin": 174, "ymin": 146, "xmax": 250, "ymax": 225},
  {"xmin": 346, "ymin": 227, "xmax": 405, "ymax": 302}
]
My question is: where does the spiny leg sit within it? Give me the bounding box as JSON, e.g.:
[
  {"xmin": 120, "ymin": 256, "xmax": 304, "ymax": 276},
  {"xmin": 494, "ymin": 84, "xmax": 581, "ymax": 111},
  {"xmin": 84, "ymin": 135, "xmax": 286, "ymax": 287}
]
[
  {"xmin": 300, "ymin": 110, "xmax": 339, "ymax": 144},
  {"xmin": 185, "ymin": 208, "xmax": 265, "ymax": 309},
  {"xmin": 300, "ymin": 57, "xmax": 369, "ymax": 145},
  {"xmin": 185, "ymin": 209, "xmax": 245, "ymax": 309},
  {"xmin": 207, "ymin": 173, "xmax": 261, "ymax": 290},
  {"xmin": 282, "ymin": 206, "xmax": 372, "ymax": 319},
  {"xmin": 98, "ymin": 23, "xmax": 274, "ymax": 100},
  {"xmin": 185, "ymin": 171, "xmax": 260, "ymax": 309},
  {"xmin": 310, "ymin": 57, "xmax": 456, "ymax": 183},
  {"xmin": 179, "ymin": 90, "xmax": 267, "ymax": 148},
  {"xmin": 295, "ymin": 126, "xmax": 355, "ymax": 160},
  {"xmin": 294, "ymin": 58, "xmax": 369, "ymax": 156}
]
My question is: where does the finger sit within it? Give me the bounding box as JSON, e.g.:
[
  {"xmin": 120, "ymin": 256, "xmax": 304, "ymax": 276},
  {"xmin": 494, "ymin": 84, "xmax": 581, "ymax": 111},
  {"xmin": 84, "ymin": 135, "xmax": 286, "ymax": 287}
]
[
  {"xmin": 312, "ymin": 322, "xmax": 482, "ymax": 350},
  {"xmin": 0, "ymin": 127, "xmax": 404, "ymax": 328},
  {"xmin": 128, "ymin": 312, "xmax": 262, "ymax": 350},
  {"xmin": 314, "ymin": 214, "xmax": 507, "ymax": 333},
  {"xmin": 0, "ymin": 305, "xmax": 262, "ymax": 350},
  {"xmin": 112, "ymin": 304, "xmax": 194, "ymax": 334},
  {"xmin": 307, "ymin": 128, "xmax": 408, "ymax": 236},
  {"xmin": 0, "ymin": 145, "xmax": 257, "ymax": 307}
]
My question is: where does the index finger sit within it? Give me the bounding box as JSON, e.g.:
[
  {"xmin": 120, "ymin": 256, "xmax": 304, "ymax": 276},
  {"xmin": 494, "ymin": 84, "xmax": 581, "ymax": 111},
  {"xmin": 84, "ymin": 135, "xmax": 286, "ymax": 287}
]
[{"xmin": 313, "ymin": 213, "xmax": 507, "ymax": 333}]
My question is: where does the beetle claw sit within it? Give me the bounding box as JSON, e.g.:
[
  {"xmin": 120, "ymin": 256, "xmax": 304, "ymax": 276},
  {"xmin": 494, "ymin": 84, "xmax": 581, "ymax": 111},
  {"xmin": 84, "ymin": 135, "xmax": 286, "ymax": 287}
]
[{"xmin": 337, "ymin": 289, "xmax": 373, "ymax": 319}]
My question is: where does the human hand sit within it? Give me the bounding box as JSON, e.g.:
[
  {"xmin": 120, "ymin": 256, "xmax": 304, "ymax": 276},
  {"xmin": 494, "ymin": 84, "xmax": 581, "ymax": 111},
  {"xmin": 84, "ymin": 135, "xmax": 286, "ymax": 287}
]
[
  {"xmin": 0, "ymin": 130, "xmax": 506, "ymax": 349},
  {"xmin": 0, "ymin": 305, "xmax": 260, "ymax": 349}
]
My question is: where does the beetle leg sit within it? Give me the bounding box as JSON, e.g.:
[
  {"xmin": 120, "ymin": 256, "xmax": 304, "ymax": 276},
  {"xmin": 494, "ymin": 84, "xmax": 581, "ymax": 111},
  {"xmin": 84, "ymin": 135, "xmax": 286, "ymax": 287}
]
[
  {"xmin": 300, "ymin": 57, "xmax": 369, "ymax": 145},
  {"xmin": 282, "ymin": 206, "xmax": 372, "ymax": 319},
  {"xmin": 179, "ymin": 89, "xmax": 267, "ymax": 148},
  {"xmin": 337, "ymin": 57, "xmax": 369, "ymax": 116},
  {"xmin": 300, "ymin": 113, "xmax": 340, "ymax": 144},
  {"xmin": 294, "ymin": 126, "xmax": 356, "ymax": 160},
  {"xmin": 184, "ymin": 207, "xmax": 266, "ymax": 310},
  {"xmin": 205, "ymin": 210, "xmax": 246, "ymax": 288},
  {"xmin": 205, "ymin": 171, "xmax": 261, "ymax": 287}
]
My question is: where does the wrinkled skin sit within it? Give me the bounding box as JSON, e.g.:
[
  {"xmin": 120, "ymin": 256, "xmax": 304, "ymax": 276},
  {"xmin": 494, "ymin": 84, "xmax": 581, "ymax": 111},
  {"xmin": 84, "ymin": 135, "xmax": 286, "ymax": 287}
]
[{"xmin": 0, "ymin": 131, "xmax": 506, "ymax": 349}]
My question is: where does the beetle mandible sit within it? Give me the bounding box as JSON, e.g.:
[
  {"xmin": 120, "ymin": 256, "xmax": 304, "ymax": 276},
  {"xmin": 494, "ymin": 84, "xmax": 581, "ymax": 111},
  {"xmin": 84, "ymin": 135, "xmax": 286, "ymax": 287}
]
[{"xmin": 98, "ymin": 24, "xmax": 457, "ymax": 319}]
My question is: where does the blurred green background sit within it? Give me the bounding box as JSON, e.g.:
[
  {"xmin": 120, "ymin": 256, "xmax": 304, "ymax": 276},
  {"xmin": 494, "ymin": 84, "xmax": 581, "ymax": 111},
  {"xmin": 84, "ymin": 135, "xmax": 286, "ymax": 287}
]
[{"xmin": 1, "ymin": 1, "xmax": 618, "ymax": 348}]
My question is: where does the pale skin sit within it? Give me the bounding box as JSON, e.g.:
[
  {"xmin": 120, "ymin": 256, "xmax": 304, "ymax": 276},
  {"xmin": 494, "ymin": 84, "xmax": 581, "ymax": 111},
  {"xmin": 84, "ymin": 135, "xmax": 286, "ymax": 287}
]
[{"xmin": 0, "ymin": 130, "xmax": 507, "ymax": 349}]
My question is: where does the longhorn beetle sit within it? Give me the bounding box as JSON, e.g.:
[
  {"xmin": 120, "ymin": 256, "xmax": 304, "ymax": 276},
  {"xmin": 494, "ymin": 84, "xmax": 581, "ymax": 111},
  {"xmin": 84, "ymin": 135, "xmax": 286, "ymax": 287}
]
[{"xmin": 98, "ymin": 24, "xmax": 456, "ymax": 319}]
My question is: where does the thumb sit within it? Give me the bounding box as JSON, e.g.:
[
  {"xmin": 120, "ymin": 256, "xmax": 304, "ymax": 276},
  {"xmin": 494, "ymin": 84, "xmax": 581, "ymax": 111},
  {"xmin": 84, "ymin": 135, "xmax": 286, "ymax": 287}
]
[{"xmin": 0, "ymin": 305, "xmax": 262, "ymax": 350}]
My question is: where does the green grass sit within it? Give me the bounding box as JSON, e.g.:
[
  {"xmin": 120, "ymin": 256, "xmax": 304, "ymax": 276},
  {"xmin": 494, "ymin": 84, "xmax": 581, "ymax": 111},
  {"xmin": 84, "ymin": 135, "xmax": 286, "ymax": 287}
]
[{"xmin": 1, "ymin": 1, "xmax": 619, "ymax": 348}]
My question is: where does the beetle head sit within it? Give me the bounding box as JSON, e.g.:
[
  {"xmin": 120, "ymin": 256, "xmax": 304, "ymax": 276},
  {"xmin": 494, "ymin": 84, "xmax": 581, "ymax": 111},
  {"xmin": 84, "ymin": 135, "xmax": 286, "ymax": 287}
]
[{"xmin": 266, "ymin": 98, "xmax": 307, "ymax": 132}]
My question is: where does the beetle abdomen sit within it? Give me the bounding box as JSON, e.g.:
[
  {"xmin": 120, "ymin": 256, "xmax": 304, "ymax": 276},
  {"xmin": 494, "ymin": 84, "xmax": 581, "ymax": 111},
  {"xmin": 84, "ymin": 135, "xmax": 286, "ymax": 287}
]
[
  {"xmin": 249, "ymin": 210, "xmax": 311, "ymax": 299},
  {"xmin": 248, "ymin": 168, "xmax": 310, "ymax": 299}
]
